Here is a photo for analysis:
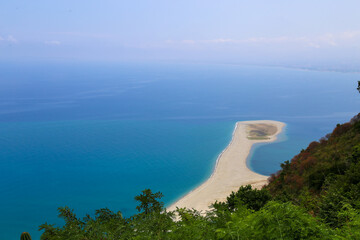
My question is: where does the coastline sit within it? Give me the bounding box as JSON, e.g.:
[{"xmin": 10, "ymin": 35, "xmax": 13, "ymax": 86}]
[{"xmin": 167, "ymin": 120, "xmax": 285, "ymax": 212}]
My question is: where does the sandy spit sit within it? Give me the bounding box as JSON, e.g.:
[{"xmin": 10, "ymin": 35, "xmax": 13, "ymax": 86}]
[{"xmin": 167, "ymin": 120, "xmax": 285, "ymax": 212}]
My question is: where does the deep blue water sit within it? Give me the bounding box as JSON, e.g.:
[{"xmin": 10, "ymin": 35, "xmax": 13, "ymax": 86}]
[{"xmin": 0, "ymin": 62, "xmax": 359, "ymax": 239}]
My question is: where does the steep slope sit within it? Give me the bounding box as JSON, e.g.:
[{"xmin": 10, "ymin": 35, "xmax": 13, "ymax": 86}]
[{"xmin": 266, "ymin": 114, "xmax": 360, "ymax": 226}]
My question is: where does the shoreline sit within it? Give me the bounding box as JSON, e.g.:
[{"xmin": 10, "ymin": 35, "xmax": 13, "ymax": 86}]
[{"xmin": 167, "ymin": 120, "xmax": 285, "ymax": 212}]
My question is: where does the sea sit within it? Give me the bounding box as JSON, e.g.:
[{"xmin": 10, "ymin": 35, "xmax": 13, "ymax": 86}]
[{"xmin": 0, "ymin": 61, "xmax": 359, "ymax": 240}]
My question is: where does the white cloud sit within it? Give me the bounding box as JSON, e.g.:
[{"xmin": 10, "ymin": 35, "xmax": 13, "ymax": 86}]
[
  {"xmin": 173, "ymin": 30, "xmax": 360, "ymax": 49},
  {"xmin": 0, "ymin": 35, "xmax": 17, "ymax": 43},
  {"xmin": 206, "ymin": 38, "xmax": 236, "ymax": 43},
  {"xmin": 7, "ymin": 35, "xmax": 17, "ymax": 43},
  {"xmin": 45, "ymin": 40, "xmax": 61, "ymax": 45},
  {"xmin": 316, "ymin": 34, "xmax": 337, "ymax": 46},
  {"xmin": 307, "ymin": 42, "xmax": 321, "ymax": 48},
  {"xmin": 48, "ymin": 31, "xmax": 112, "ymax": 39},
  {"xmin": 340, "ymin": 30, "xmax": 360, "ymax": 40},
  {"xmin": 181, "ymin": 40, "xmax": 196, "ymax": 44},
  {"xmin": 243, "ymin": 36, "xmax": 290, "ymax": 43}
]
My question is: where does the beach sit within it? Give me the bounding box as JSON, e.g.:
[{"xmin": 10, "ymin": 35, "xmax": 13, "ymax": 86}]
[{"xmin": 167, "ymin": 120, "xmax": 285, "ymax": 212}]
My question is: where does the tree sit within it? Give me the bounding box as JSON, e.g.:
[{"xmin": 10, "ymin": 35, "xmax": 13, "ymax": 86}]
[
  {"xmin": 216, "ymin": 201, "xmax": 334, "ymax": 240},
  {"xmin": 131, "ymin": 189, "xmax": 174, "ymax": 239},
  {"xmin": 213, "ymin": 185, "xmax": 271, "ymax": 212},
  {"xmin": 134, "ymin": 189, "xmax": 164, "ymax": 214},
  {"xmin": 39, "ymin": 207, "xmax": 126, "ymax": 240}
]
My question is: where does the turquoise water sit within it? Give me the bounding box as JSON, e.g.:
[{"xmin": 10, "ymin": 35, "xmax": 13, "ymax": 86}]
[{"xmin": 0, "ymin": 62, "xmax": 359, "ymax": 239}]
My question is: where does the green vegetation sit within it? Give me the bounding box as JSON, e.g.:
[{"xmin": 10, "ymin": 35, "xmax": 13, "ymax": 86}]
[
  {"xmin": 39, "ymin": 114, "xmax": 360, "ymax": 239},
  {"xmin": 21, "ymin": 232, "xmax": 32, "ymax": 240},
  {"xmin": 266, "ymin": 114, "xmax": 360, "ymax": 229}
]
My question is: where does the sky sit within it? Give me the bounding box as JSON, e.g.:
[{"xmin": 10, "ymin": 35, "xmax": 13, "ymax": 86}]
[{"xmin": 1, "ymin": 0, "xmax": 360, "ymax": 69}]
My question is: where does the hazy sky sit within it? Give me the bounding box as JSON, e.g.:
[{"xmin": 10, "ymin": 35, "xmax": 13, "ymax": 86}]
[{"xmin": 1, "ymin": 0, "xmax": 360, "ymax": 68}]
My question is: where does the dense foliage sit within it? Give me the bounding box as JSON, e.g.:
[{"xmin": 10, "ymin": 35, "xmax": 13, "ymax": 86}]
[
  {"xmin": 267, "ymin": 113, "xmax": 360, "ymax": 228},
  {"xmin": 39, "ymin": 114, "xmax": 360, "ymax": 239}
]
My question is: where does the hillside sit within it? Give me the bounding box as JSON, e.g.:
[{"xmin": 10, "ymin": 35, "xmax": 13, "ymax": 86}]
[{"xmin": 266, "ymin": 113, "xmax": 360, "ymax": 228}]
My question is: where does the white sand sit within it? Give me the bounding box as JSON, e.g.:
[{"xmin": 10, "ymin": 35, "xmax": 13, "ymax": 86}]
[{"xmin": 167, "ymin": 120, "xmax": 285, "ymax": 212}]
